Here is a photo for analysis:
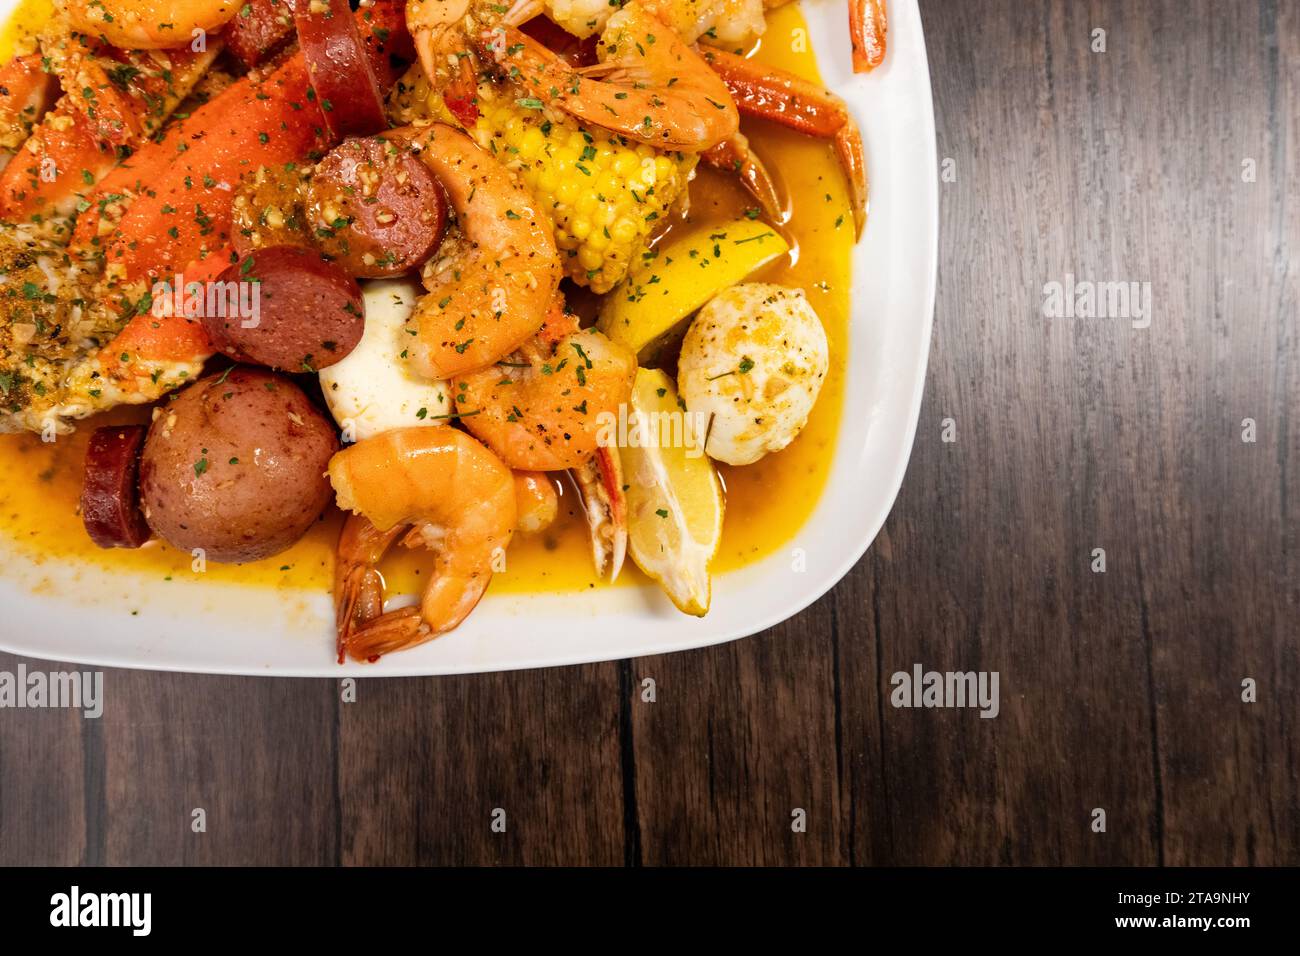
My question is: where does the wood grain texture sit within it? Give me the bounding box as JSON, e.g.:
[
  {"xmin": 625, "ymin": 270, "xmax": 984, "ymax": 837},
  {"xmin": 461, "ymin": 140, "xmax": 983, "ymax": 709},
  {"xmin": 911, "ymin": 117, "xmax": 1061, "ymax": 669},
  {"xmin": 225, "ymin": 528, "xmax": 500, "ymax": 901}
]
[
  {"xmin": 335, "ymin": 666, "xmax": 625, "ymax": 865},
  {"xmin": 0, "ymin": 0, "xmax": 1294, "ymax": 866}
]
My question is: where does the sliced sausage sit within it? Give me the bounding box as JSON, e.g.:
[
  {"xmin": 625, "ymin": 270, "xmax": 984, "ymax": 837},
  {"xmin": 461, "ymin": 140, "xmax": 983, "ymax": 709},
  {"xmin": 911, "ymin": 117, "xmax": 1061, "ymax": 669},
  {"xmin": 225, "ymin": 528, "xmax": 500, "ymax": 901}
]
[
  {"xmin": 81, "ymin": 425, "xmax": 152, "ymax": 549},
  {"xmin": 231, "ymin": 162, "xmax": 313, "ymax": 256},
  {"xmin": 521, "ymin": 15, "xmax": 600, "ymax": 67},
  {"xmin": 225, "ymin": 0, "xmax": 298, "ymax": 70},
  {"xmin": 204, "ymin": 245, "xmax": 365, "ymax": 372},
  {"xmin": 305, "ymin": 137, "xmax": 446, "ymax": 277},
  {"xmin": 293, "ymin": 0, "xmax": 388, "ymax": 139}
]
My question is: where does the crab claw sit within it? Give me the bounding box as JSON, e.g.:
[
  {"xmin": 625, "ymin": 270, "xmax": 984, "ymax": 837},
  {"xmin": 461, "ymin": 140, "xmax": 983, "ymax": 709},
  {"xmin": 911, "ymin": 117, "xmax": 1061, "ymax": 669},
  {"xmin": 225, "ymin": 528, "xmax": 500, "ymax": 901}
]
[
  {"xmin": 702, "ymin": 47, "xmax": 868, "ymax": 237},
  {"xmin": 701, "ymin": 132, "xmax": 784, "ymax": 224},
  {"xmin": 572, "ymin": 446, "xmax": 628, "ymax": 582}
]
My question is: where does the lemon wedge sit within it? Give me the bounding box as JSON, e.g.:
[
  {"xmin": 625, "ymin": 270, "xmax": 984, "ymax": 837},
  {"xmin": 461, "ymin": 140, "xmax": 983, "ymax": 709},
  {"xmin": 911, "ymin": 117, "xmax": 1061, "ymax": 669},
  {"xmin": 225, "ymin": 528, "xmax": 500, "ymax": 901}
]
[
  {"xmin": 621, "ymin": 368, "xmax": 725, "ymax": 616},
  {"xmin": 597, "ymin": 218, "xmax": 789, "ymax": 361}
]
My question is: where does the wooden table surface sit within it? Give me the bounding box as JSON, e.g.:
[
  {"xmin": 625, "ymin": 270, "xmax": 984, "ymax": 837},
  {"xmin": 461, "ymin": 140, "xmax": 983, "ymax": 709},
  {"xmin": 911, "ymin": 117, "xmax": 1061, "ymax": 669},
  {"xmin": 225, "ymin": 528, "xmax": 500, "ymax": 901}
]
[{"xmin": 1, "ymin": 0, "xmax": 1295, "ymax": 866}]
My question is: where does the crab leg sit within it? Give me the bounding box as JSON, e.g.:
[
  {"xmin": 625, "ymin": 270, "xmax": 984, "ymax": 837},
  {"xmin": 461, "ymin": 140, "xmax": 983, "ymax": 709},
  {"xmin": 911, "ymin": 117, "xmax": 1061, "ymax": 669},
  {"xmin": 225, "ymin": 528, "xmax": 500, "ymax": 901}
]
[
  {"xmin": 0, "ymin": 1, "xmax": 412, "ymax": 434},
  {"xmin": 77, "ymin": 55, "xmax": 331, "ymax": 285},
  {"xmin": 72, "ymin": 0, "xmax": 408, "ymax": 276},
  {"xmin": 0, "ymin": 54, "xmax": 58, "ymax": 172},
  {"xmin": 0, "ymin": 42, "xmax": 220, "ymax": 236},
  {"xmin": 850, "ymin": 0, "xmax": 888, "ymax": 74},
  {"xmin": 55, "ymin": 1, "xmax": 411, "ymax": 422},
  {"xmin": 57, "ymin": 63, "xmax": 334, "ymax": 416},
  {"xmin": 59, "ymin": 254, "xmax": 229, "ymax": 415},
  {"xmin": 703, "ymin": 47, "xmax": 868, "ymax": 237},
  {"xmin": 55, "ymin": 58, "xmax": 324, "ymax": 415}
]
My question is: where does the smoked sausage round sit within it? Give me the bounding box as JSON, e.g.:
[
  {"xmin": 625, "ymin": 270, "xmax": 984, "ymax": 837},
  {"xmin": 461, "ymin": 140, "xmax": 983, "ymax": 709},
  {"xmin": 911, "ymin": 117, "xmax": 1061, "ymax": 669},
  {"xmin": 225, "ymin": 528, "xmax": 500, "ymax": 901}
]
[
  {"xmin": 81, "ymin": 424, "xmax": 152, "ymax": 549},
  {"xmin": 203, "ymin": 245, "xmax": 365, "ymax": 372},
  {"xmin": 293, "ymin": 0, "xmax": 388, "ymax": 139},
  {"xmin": 305, "ymin": 137, "xmax": 447, "ymax": 278}
]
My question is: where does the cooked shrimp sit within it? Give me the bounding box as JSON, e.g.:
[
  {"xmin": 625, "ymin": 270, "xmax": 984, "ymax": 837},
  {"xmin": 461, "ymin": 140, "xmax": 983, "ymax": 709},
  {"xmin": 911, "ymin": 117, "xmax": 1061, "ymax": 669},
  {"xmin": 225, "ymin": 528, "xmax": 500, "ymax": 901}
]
[
  {"xmin": 513, "ymin": 470, "xmax": 559, "ymax": 532},
  {"xmin": 406, "ymin": 0, "xmax": 472, "ymax": 89},
  {"xmin": 453, "ymin": 309, "xmax": 636, "ymax": 471},
  {"xmin": 62, "ymin": 0, "xmax": 242, "ymax": 50},
  {"xmin": 405, "ymin": 0, "xmax": 505, "ymax": 123},
  {"xmin": 477, "ymin": 0, "xmax": 738, "ymax": 151},
  {"xmin": 513, "ymin": 0, "xmax": 885, "ymax": 74},
  {"xmin": 330, "ymin": 427, "xmax": 517, "ymax": 662},
  {"xmin": 382, "ymin": 122, "xmax": 562, "ymax": 379}
]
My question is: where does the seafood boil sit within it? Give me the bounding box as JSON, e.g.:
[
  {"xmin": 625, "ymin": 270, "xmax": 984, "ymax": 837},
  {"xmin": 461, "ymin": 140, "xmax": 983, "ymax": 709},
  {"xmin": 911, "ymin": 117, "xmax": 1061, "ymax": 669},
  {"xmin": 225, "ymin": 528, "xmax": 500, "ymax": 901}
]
[{"xmin": 0, "ymin": 0, "xmax": 883, "ymax": 662}]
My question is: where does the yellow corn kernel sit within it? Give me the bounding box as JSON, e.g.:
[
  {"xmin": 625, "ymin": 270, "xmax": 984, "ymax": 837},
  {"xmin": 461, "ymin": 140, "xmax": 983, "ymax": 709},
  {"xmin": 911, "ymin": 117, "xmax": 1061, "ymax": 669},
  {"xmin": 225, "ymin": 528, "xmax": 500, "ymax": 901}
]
[
  {"xmin": 613, "ymin": 152, "xmax": 640, "ymax": 178},
  {"xmin": 467, "ymin": 97, "xmax": 697, "ymax": 294},
  {"xmin": 611, "ymin": 217, "xmax": 638, "ymax": 244},
  {"xmin": 519, "ymin": 125, "xmax": 546, "ymax": 159},
  {"xmin": 556, "ymin": 179, "xmax": 581, "ymax": 206}
]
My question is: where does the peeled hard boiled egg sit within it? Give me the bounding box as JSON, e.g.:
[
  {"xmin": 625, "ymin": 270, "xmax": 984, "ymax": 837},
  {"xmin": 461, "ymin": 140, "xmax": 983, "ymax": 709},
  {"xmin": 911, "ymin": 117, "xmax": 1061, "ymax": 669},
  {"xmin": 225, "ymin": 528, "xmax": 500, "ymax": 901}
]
[{"xmin": 319, "ymin": 278, "xmax": 451, "ymax": 442}]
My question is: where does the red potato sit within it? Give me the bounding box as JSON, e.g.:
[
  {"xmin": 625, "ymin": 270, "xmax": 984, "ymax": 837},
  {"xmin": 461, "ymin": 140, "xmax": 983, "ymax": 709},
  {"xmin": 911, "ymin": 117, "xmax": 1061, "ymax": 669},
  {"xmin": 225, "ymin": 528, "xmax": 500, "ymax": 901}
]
[
  {"xmin": 203, "ymin": 245, "xmax": 365, "ymax": 372},
  {"xmin": 293, "ymin": 0, "xmax": 388, "ymax": 139},
  {"xmin": 139, "ymin": 368, "xmax": 338, "ymax": 563},
  {"xmin": 81, "ymin": 425, "xmax": 152, "ymax": 549},
  {"xmin": 305, "ymin": 137, "xmax": 447, "ymax": 277}
]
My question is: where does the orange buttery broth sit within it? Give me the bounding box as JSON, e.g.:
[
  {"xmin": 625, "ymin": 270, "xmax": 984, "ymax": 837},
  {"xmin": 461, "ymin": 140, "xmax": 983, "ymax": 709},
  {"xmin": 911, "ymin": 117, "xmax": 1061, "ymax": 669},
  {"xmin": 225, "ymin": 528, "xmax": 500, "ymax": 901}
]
[{"xmin": 0, "ymin": 3, "xmax": 851, "ymax": 596}]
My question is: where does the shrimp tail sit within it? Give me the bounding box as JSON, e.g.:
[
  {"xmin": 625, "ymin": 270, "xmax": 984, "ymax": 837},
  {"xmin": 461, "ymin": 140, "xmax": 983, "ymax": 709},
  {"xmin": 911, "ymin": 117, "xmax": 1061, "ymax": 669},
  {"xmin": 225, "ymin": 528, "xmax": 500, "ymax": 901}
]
[
  {"xmin": 336, "ymin": 549, "xmax": 492, "ymax": 663},
  {"xmin": 335, "ymin": 514, "xmax": 408, "ymax": 662},
  {"xmin": 340, "ymin": 607, "xmax": 430, "ymax": 663}
]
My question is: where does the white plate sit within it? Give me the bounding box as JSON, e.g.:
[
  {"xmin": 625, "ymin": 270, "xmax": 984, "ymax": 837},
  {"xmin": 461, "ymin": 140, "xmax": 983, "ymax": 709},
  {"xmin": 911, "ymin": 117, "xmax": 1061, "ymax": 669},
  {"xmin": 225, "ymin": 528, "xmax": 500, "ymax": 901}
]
[{"xmin": 0, "ymin": 0, "xmax": 937, "ymax": 676}]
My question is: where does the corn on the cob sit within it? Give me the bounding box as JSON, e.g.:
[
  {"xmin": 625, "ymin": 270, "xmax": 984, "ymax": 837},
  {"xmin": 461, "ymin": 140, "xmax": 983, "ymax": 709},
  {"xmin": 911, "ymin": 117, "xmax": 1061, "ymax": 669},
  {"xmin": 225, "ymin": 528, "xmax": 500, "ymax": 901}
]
[{"xmin": 467, "ymin": 90, "xmax": 696, "ymax": 294}]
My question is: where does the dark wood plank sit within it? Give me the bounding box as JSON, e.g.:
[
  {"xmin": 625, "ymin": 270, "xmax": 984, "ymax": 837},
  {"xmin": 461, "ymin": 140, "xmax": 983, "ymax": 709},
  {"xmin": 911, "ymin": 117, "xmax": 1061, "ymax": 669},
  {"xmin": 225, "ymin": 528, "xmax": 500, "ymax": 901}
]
[
  {"xmin": 0, "ymin": 658, "xmax": 340, "ymax": 864},
  {"xmin": 0, "ymin": 652, "xmax": 91, "ymax": 865},
  {"xmin": 99, "ymin": 671, "xmax": 338, "ymax": 864},
  {"xmin": 869, "ymin": 0, "xmax": 1297, "ymax": 863},
  {"xmin": 336, "ymin": 665, "xmax": 625, "ymax": 865},
  {"xmin": 1115, "ymin": 0, "xmax": 1300, "ymax": 865},
  {"xmin": 629, "ymin": 609, "xmax": 845, "ymax": 865}
]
